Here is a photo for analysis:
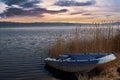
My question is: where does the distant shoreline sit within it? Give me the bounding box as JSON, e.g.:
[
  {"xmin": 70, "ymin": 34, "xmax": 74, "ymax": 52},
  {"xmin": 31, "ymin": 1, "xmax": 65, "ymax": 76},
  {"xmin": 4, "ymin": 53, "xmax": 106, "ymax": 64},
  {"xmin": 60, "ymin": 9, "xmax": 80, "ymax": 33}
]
[
  {"xmin": 0, "ymin": 22, "xmax": 120, "ymax": 28},
  {"xmin": 0, "ymin": 22, "xmax": 84, "ymax": 28}
]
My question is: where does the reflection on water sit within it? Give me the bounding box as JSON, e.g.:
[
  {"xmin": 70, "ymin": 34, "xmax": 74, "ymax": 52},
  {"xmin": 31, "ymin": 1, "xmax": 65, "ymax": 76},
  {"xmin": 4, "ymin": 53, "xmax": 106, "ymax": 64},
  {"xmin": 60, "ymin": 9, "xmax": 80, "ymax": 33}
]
[
  {"xmin": 0, "ymin": 26, "xmax": 77, "ymax": 80},
  {"xmin": 0, "ymin": 26, "xmax": 119, "ymax": 80},
  {"xmin": 45, "ymin": 65, "xmax": 78, "ymax": 80}
]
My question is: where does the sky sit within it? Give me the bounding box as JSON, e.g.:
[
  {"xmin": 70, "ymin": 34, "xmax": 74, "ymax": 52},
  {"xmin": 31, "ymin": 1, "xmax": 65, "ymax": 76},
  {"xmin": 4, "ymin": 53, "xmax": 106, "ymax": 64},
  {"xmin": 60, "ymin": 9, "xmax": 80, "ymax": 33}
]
[{"xmin": 0, "ymin": 0, "xmax": 120, "ymax": 23}]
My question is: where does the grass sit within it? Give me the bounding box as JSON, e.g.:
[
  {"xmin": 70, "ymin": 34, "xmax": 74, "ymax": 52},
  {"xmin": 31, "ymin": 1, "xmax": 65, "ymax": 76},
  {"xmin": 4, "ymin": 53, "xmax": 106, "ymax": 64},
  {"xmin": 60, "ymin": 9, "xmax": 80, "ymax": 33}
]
[{"xmin": 48, "ymin": 23, "xmax": 120, "ymax": 80}]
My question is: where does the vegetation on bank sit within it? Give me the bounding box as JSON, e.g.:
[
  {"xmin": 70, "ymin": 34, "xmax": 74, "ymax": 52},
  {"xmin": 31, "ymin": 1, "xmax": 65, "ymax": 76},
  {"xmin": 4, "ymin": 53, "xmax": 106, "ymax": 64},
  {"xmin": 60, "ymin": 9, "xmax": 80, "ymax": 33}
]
[
  {"xmin": 48, "ymin": 23, "xmax": 120, "ymax": 80},
  {"xmin": 49, "ymin": 24, "xmax": 120, "ymax": 57}
]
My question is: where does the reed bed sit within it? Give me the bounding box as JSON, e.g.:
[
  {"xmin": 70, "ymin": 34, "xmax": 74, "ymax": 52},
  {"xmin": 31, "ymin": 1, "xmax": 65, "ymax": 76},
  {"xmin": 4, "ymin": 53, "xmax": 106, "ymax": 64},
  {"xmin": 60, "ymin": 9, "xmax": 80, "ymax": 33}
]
[
  {"xmin": 48, "ymin": 23, "xmax": 120, "ymax": 80},
  {"xmin": 49, "ymin": 24, "xmax": 120, "ymax": 57}
]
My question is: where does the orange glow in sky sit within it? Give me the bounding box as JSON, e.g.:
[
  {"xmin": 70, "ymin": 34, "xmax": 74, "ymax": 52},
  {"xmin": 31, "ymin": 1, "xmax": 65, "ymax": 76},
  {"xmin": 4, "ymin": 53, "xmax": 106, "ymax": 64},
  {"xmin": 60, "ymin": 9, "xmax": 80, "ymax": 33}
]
[{"xmin": 0, "ymin": 0, "xmax": 120, "ymax": 23}]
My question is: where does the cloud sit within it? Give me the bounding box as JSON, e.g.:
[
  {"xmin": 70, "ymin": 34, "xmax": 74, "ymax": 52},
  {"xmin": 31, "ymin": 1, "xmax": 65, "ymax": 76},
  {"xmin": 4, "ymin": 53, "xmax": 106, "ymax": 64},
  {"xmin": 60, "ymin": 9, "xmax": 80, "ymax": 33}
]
[
  {"xmin": 70, "ymin": 11, "xmax": 92, "ymax": 17},
  {"xmin": 0, "ymin": 0, "xmax": 68, "ymax": 18},
  {"xmin": 1, "ymin": 0, "xmax": 41, "ymax": 8},
  {"xmin": 0, "ymin": 2, "xmax": 8, "ymax": 13},
  {"xmin": 70, "ymin": 12, "xmax": 84, "ymax": 15},
  {"xmin": 83, "ymin": 13, "xmax": 92, "ymax": 15},
  {"xmin": 3, "ymin": 8, "xmax": 35, "ymax": 17},
  {"xmin": 0, "ymin": 0, "xmax": 120, "ymax": 22},
  {"xmin": 1, "ymin": 0, "xmax": 26, "ymax": 6},
  {"xmin": 55, "ymin": 0, "xmax": 96, "ymax": 6},
  {"xmin": 0, "ymin": 7, "xmax": 68, "ymax": 18},
  {"xmin": 1, "ymin": 0, "xmax": 39, "ymax": 5},
  {"xmin": 19, "ymin": 0, "xmax": 41, "ymax": 8},
  {"xmin": 45, "ymin": 9, "xmax": 68, "ymax": 14}
]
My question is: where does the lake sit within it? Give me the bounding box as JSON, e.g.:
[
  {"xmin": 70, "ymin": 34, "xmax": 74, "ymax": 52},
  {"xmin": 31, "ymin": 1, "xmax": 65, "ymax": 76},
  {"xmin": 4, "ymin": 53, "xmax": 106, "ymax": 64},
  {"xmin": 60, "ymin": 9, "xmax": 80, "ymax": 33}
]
[
  {"xmin": 0, "ymin": 26, "xmax": 119, "ymax": 80},
  {"xmin": 0, "ymin": 26, "xmax": 80, "ymax": 80}
]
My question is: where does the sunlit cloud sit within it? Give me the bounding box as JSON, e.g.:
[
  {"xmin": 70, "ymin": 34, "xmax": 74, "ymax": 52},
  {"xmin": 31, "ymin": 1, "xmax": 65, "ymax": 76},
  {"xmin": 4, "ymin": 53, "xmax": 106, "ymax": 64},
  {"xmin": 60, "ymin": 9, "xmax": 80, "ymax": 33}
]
[{"xmin": 0, "ymin": 2, "xmax": 8, "ymax": 13}]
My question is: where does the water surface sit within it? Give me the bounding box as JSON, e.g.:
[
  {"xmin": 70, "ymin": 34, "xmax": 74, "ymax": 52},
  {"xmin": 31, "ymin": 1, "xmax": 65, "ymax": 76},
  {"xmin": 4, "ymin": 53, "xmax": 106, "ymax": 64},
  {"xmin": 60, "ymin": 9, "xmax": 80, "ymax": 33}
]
[
  {"xmin": 0, "ymin": 26, "xmax": 119, "ymax": 80},
  {"xmin": 0, "ymin": 26, "xmax": 77, "ymax": 80}
]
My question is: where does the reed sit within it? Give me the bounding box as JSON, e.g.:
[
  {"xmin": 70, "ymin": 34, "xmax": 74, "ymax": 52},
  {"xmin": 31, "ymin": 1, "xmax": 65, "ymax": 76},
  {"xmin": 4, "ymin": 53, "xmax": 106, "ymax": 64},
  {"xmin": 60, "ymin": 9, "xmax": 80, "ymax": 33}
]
[
  {"xmin": 76, "ymin": 68, "xmax": 120, "ymax": 80},
  {"xmin": 48, "ymin": 23, "xmax": 120, "ymax": 80},
  {"xmin": 49, "ymin": 23, "xmax": 120, "ymax": 57}
]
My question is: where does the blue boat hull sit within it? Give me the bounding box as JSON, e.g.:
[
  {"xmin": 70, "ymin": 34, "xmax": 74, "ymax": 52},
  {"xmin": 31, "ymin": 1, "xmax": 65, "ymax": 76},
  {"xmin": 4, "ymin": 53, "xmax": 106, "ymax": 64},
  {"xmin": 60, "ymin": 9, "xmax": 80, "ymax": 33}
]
[
  {"xmin": 45, "ymin": 53, "xmax": 116, "ymax": 72},
  {"xmin": 45, "ymin": 61, "xmax": 96, "ymax": 72}
]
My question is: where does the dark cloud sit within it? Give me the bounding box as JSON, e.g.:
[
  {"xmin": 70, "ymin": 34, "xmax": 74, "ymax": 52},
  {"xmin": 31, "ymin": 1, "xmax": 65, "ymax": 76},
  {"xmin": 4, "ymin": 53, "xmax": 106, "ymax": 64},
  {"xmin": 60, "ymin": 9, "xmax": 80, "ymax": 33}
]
[
  {"xmin": 1, "ymin": 0, "xmax": 40, "ymax": 7},
  {"xmin": 55, "ymin": 0, "xmax": 96, "ymax": 6},
  {"xmin": 1, "ymin": 0, "xmax": 26, "ymax": 6},
  {"xmin": 2, "ymin": 8, "xmax": 40, "ymax": 17},
  {"xmin": 0, "ymin": 7, "xmax": 68, "ymax": 18},
  {"xmin": 20, "ymin": 1, "xmax": 38, "ymax": 8},
  {"xmin": 4, "ymin": 8, "xmax": 27, "ymax": 17},
  {"xmin": 27, "ymin": 8, "xmax": 68, "ymax": 15},
  {"xmin": 70, "ymin": 12, "xmax": 92, "ymax": 16},
  {"xmin": 0, "ymin": 0, "xmax": 68, "ymax": 18},
  {"xmin": 83, "ymin": 13, "xmax": 92, "ymax": 15},
  {"xmin": 70, "ymin": 12, "xmax": 84, "ymax": 15}
]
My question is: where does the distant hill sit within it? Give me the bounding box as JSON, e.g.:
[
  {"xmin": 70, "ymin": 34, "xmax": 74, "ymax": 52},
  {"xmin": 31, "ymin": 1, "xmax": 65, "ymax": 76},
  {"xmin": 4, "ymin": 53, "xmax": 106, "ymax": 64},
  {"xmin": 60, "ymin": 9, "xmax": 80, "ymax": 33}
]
[
  {"xmin": 0, "ymin": 22, "xmax": 86, "ymax": 28},
  {"xmin": 111, "ymin": 22, "xmax": 120, "ymax": 25},
  {"xmin": 0, "ymin": 22, "xmax": 119, "ymax": 28}
]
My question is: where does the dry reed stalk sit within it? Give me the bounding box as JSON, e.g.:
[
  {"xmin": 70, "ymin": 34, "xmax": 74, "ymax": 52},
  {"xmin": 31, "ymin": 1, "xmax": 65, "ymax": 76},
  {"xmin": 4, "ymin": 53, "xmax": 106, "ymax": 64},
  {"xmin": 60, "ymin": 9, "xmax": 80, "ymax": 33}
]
[
  {"xmin": 48, "ymin": 23, "xmax": 120, "ymax": 80},
  {"xmin": 49, "ymin": 24, "xmax": 120, "ymax": 57}
]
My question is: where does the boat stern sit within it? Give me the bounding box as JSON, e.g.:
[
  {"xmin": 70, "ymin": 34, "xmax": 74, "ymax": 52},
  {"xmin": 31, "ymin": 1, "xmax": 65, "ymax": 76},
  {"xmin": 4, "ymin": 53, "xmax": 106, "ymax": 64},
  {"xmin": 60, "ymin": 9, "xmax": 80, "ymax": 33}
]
[{"xmin": 98, "ymin": 54, "xmax": 116, "ymax": 64}]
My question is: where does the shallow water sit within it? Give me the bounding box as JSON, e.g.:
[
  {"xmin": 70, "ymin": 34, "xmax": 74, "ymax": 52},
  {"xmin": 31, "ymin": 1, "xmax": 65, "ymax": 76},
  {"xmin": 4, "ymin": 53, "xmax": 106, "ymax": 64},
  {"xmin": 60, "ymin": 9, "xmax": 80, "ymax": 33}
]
[
  {"xmin": 0, "ymin": 26, "xmax": 78, "ymax": 80},
  {"xmin": 0, "ymin": 26, "xmax": 119, "ymax": 80}
]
